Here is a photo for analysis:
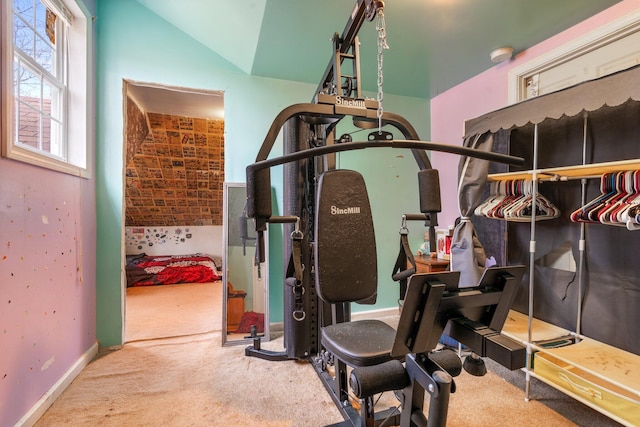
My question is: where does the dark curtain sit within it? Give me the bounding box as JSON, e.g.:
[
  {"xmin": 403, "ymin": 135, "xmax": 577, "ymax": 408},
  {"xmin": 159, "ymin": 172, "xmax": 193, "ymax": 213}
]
[{"xmin": 451, "ymin": 130, "xmax": 509, "ymax": 287}]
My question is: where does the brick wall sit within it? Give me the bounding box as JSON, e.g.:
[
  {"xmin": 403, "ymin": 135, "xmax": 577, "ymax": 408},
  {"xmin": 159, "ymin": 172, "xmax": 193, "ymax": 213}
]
[
  {"xmin": 124, "ymin": 102, "xmax": 224, "ymax": 226},
  {"xmin": 16, "ymin": 97, "xmax": 51, "ymax": 152}
]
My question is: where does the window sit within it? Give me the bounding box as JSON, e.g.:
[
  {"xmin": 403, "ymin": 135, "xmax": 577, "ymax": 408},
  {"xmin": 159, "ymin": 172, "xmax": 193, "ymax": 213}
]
[
  {"xmin": 1, "ymin": 0, "xmax": 91, "ymax": 177},
  {"xmin": 508, "ymin": 9, "xmax": 640, "ymax": 104}
]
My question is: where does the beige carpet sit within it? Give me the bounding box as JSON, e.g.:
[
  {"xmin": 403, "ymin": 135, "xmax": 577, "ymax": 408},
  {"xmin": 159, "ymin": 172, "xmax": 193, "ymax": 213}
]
[
  {"xmin": 35, "ymin": 283, "xmax": 621, "ymax": 427},
  {"xmin": 35, "ymin": 332, "xmax": 344, "ymax": 427},
  {"xmin": 125, "ymin": 281, "xmax": 222, "ymax": 342},
  {"xmin": 33, "ymin": 334, "xmax": 591, "ymax": 427}
]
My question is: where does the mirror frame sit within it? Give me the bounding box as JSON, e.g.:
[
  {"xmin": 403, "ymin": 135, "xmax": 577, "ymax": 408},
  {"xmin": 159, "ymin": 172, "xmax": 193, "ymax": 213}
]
[{"xmin": 222, "ymin": 182, "xmax": 270, "ymax": 346}]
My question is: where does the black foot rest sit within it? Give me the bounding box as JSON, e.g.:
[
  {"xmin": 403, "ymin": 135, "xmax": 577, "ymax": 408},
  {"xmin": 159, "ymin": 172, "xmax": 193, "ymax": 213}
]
[{"xmin": 350, "ymin": 360, "xmax": 409, "ymax": 399}]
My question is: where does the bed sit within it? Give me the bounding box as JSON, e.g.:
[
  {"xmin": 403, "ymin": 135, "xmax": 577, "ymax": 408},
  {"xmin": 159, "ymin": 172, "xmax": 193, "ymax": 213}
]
[{"xmin": 125, "ymin": 253, "xmax": 222, "ymax": 287}]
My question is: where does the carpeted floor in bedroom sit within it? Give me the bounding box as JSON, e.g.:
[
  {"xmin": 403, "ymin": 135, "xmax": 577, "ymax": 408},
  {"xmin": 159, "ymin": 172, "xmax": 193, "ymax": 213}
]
[{"xmin": 34, "ymin": 281, "xmax": 622, "ymax": 427}]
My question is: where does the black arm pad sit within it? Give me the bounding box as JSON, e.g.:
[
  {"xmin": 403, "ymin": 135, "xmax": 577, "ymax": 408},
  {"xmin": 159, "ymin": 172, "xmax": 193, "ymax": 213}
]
[
  {"xmin": 246, "ymin": 167, "xmax": 272, "ymax": 224},
  {"xmin": 418, "ymin": 169, "xmax": 441, "ymax": 214}
]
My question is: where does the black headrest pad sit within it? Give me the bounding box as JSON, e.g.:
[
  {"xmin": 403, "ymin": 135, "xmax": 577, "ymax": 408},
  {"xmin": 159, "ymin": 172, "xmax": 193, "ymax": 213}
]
[{"xmin": 314, "ymin": 170, "xmax": 377, "ymax": 304}]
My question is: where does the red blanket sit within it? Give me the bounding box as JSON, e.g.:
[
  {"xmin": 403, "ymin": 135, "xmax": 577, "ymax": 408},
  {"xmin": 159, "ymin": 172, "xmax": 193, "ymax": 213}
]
[
  {"xmin": 235, "ymin": 311, "xmax": 265, "ymax": 334},
  {"xmin": 126, "ymin": 253, "xmax": 221, "ymax": 287}
]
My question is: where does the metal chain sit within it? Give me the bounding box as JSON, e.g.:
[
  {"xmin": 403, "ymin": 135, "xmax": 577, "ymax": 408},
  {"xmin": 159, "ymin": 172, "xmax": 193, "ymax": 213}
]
[{"xmin": 376, "ymin": 9, "xmax": 389, "ymax": 133}]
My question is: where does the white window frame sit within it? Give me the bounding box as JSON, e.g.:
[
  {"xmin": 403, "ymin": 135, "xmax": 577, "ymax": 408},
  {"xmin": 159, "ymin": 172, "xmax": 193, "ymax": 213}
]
[
  {"xmin": 1, "ymin": 0, "xmax": 92, "ymax": 178},
  {"xmin": 508, "ymin": 8, "xmax": 640, "ymax": 104}
]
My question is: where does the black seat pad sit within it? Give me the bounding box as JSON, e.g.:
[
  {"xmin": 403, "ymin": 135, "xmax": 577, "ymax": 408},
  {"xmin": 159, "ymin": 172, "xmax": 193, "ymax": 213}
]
[{"xmin": 321, "ymin": 319, "xmax": 396, "ymax": 366}]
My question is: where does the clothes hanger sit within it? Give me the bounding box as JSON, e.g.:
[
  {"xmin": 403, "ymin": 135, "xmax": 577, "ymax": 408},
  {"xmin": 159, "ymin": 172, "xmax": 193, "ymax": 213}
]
[
  {"xmin": 474, "ymin": 181, "xmax": 506, "ymax": 218},
  {"xmin": 611, "ymin": 171, "xmax": 640, "ymax": 224},
  {"xmin": 571, "ymin": 170, "xmax": 640, "ymax": 230},
  {"xmin": 619, "ymin": 171, "xmax": 640, "ymax": 230},
  {"xmin": 504, "ymin": 180, "xmax": 560, "ymax": 222},
  {"xmin": 570, "ymin": 172, "xmax": 617, "ymax": 223},
  {"xmin": 597, "ymin": 171, "xmax": 629, "ymax": 227},
  {"xmin": 475, "ymin": 179, "xmax": 560, "ymax": 222}
]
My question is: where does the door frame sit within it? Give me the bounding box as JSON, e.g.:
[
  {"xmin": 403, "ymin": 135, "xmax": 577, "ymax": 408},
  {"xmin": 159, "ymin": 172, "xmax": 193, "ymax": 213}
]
[{"xmin": 508, "ymin": 9, "xmax": 640, "ymax": 103}]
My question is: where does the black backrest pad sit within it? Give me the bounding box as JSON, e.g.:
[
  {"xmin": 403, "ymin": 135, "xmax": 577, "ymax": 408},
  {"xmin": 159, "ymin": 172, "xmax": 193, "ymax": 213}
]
[{"xmin": 315, "ymin": 170, "xmax": 377, "ymax": 304}]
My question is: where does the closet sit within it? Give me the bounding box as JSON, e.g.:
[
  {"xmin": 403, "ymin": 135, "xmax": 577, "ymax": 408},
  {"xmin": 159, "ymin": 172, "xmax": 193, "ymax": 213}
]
[{"xmin": 459, "ymin": 64, "xmax": 640, "ymax": 427}]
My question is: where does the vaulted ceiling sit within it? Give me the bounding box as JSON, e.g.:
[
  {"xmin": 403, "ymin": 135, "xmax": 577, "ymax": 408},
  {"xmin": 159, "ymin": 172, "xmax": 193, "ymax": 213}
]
[{"xmin": 133, "ymin": 0, "xmax": 620, "ymax": 100}]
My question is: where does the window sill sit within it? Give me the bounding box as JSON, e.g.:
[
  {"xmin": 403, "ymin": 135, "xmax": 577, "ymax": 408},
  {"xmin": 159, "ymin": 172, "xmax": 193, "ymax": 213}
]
[{"xmin": 2, "ymin": 144, "xmax": 91, "ymax": 178}]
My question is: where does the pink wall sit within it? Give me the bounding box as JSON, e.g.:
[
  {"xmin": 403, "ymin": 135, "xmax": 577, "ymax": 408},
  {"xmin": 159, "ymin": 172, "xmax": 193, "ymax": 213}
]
[
  {"xmin": 430, "ymin": 0, "xmax": 640, "ymax": 227},
  {"xmin": 0, "ymin": 159, "xmax": 96, "ymax": 426}
]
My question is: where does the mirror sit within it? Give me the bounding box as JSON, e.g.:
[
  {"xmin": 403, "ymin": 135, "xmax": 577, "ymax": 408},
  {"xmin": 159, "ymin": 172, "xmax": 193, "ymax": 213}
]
[{"xmin": 222, "ymin": 182, "xmax": 269, "ymax": 345}]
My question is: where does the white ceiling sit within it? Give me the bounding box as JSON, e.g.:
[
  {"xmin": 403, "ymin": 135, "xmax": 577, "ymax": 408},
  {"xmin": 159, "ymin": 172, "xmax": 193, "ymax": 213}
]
[{"xmin": 126, "ymin": 82, "xmax": 225, "ymax": 120}]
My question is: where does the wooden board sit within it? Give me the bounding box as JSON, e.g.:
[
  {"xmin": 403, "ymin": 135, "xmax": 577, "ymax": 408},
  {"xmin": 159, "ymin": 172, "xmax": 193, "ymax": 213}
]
[
  {"xmin": 488, "ymin": 159, "xmax": 640, "ymax": 182},
  {"xmin": 501, "ymin": 310, "xmax": 569, "ymax": 343},
  {"xmin": 543, "ymin": 337, "xmax": 640, "ymax": 397}
]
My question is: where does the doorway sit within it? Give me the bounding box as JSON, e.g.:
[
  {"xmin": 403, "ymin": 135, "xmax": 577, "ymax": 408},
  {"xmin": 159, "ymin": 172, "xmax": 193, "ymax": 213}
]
[{"xmin": 122, "ymin": 80, "xmax": 225, "ymax": 342}]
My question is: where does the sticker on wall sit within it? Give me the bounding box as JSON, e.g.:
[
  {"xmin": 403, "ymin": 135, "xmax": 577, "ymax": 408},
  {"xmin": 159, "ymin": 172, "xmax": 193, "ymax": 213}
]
[{"xmin": 125, "ymin": 227, "xmax": 193, "ymax": 251}]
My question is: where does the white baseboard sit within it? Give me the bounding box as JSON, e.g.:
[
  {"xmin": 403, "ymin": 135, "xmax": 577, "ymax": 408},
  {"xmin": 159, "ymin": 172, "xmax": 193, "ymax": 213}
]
[
  {"xmin": 270, "ymin": 321, "xmax": 284, "ymax": 333},
  {"xmin": 16, "ymin": 341, "xmax": 99, "ymax": 427}
]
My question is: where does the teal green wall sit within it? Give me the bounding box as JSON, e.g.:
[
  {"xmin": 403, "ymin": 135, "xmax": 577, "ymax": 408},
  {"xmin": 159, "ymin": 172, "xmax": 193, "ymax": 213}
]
[
  {"xmin": 96, "ymin": 0, "xmax": 429, "ymax": 345},
  {"xmin": 335, "ymin": 94, "xmax": 432, "ymax": 313}
]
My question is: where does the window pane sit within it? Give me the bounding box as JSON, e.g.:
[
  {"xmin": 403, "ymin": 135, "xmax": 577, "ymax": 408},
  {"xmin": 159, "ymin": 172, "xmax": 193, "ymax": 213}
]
[
  {"xmin": 13, "ymin": 0, "xmax": 35, "ymax": 22},
  {"xmin": 42, "ymin": 78, "xmax": 51, "ymax": 111},
  {"xmin": 17, "ymin": 62, "xmax": 41, "ymax": 102},
  {"xmin": 35, "ymin": 1, "xmax": 47, "ymax": 37},
  {"xmin": 13, "ymin": 13, "xmax": 34, "ymax": 58},
  {"xmin": 16, "ymin": 101, "xmax": 41, "ymax": 150},
  {"xmin": 15, "ymin": 62, "xmax": 40, "ymax": 149},
  {"xmin": 13, "ymin": 0, "xmax": 56, "ymax": 75},
  {"xmin": 36, "ymin": 2, "xmax": 56, "ymax": 76},
  {"xmin": 35, "ymin": 33, "xmax": 54, "ymax": 74}
]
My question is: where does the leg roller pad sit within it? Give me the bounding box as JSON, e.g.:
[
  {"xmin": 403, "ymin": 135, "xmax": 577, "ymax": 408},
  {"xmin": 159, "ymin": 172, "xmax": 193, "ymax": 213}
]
[{"xmin": 349, "ymin": 360, "xmax": 409, "ymax": 399}]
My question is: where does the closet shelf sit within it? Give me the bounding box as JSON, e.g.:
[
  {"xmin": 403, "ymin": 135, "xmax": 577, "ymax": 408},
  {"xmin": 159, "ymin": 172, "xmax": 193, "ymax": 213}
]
[
  {"xmin": 488, "ymin": 159, "xmax": 640, "ymax": 182},
  {"xmin": 502, "ymin": 310, "xmax": 640, "ymax": 427}
]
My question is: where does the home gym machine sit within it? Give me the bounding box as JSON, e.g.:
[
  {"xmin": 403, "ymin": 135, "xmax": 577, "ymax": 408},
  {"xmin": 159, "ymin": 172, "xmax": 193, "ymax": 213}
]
[{"xmin": 243, "ymin": 1, "xmax": 528, "ymax": 426}]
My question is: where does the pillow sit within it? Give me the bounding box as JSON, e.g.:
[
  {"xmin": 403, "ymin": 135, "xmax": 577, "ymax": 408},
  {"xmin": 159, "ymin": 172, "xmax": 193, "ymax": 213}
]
[{"xmin": 126, "ymin": 253, "xmax": 147, "ymax": 265}]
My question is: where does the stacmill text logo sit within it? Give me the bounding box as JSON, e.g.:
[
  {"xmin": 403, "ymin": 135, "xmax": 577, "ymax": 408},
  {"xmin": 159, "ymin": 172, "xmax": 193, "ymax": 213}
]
[
  {"xmin": 334, "ymin": 96, "xmax": 366, "ymax": 108},
  {"xmin": 331, "ymin": 205, "xmax": 361, "ymax": 215}
]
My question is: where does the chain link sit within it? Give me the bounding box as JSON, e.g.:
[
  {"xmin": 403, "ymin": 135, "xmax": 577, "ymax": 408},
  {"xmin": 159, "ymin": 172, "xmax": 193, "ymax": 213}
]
[{"xmin": 376, "ymin": 9, "xmax": 389, "ymax": 132}]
